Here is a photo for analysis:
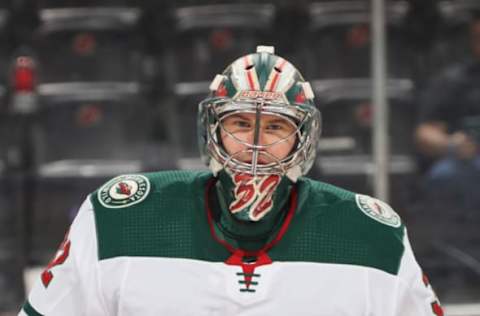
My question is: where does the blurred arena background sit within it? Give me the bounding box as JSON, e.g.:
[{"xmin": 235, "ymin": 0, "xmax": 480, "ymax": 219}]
[{"xmin": 0, "ymin": 0, "xmax": 479, "ymax": 314}]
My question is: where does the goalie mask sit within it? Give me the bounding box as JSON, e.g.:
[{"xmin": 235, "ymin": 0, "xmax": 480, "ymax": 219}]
[{"xmin": 198, "ymin": 46, "xmax": 321, "ymax": 222}]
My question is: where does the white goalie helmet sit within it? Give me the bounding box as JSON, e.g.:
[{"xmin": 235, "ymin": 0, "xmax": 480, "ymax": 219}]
[{"xmin": 198, "ymin": 46, "xmax": 321, "ymax": 182}]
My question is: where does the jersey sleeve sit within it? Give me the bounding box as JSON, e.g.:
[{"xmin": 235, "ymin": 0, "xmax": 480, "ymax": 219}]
[
  {"xmin": 394, "ymin": 230, "xmax": 444, "ymax": 316},
  {"xmin": 19, "ymin": 196, "xmax": 108, "ymax": 316}
]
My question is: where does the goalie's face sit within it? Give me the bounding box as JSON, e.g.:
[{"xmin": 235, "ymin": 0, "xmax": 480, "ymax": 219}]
[{"xmin": 220, "ymin": 112, "xmax": 297, "ymax": 165}]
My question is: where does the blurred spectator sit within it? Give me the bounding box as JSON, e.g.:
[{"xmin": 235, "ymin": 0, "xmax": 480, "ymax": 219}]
[{"xmin": 415, "ymin": 13, "xmax": 480, "ymax": 210}]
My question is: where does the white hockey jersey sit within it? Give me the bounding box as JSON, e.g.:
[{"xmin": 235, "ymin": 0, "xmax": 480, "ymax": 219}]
[{"xmin": 19, "ymin": 171, "xmax": 443, "ymax": 316}]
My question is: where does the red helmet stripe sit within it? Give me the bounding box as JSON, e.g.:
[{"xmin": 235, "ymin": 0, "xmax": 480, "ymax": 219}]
[
  {"xmin": 244, "ymin": 55, "xmax": 256, "ymax": 91},
  {"xmin": 266, "ymin": 58, "xmax": 288, "ymax": 92}
]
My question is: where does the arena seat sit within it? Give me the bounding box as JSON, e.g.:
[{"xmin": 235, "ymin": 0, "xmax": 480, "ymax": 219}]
[
  {"xmin": 0, "ymin": 5, "xmax": 11, "ymax": 112},
  {"xmin": 426, "ymin": 0, "xmax": 480, "ymax": 76},
  {"xmin": 0, "ymin": 3, "xmax": 26, "ymax": 309},
  {"xmin": 36, "ymin": 0, "xmax": 139, "ymax": 8},
  {"xmin": 304, "ymin": 1, "xmax": 415, "ymax": 80},
  {"xmin": 26, "ymin": 82, "xmax": 174, "ymax": 263},
  {"xmin": 32, "ymin": 7, "xmax": 148, "ymax": 83},
  {"xmin": 164, "ymin": 3, "xmax": 275, "ymax": 159},
  {"xmin": 310, "ymin": 78, "xmax": 417, "ymax": 209},
  {"xmin": 16, "ymin": 6, "xmax": 173, "ymax": 263},
  {"xmin": 0, "ymin": 114, "xmax": 26, "ymax": 309}
]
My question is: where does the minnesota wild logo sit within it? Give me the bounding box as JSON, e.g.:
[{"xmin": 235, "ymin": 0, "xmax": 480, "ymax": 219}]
[
  {"xmin": 355, "ymin": 194, "xmax": 401, "ymax": 228},
  {"xmin": 98, "ymin": 174, "xmax": 150, "ymax": 209}
]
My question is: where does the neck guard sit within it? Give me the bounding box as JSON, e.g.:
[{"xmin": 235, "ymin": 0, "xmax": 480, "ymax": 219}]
[{"xmin": 214, "ymin": 170, "xmax": 292, "ymax": 240}]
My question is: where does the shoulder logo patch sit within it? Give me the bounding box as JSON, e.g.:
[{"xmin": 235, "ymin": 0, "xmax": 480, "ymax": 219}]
[
  {"xmin": 98, "ymin": 174, "xmax": 150, "ymax": 209},
  {"xmin": 355, "ymin": 194, "xmax": 401, "ymax": 228}
]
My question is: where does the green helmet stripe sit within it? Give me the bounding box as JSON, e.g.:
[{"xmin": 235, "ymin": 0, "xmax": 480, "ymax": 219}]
[
  {"xmin": 285, "ymin": 83, "xmax": 303, "ymax": 104},
  {"xmin": 254, "ymin": 53, "xmax": 277, "ymax": 91},
  {"xmin": 224, "ymin": 77, "xmax": 237, "ymax": 98}
]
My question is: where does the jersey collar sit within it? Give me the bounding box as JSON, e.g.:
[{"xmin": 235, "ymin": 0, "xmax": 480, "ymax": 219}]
[{"xmin": 205, "ymin": 177, "xmax": 298, "ymax": 257}]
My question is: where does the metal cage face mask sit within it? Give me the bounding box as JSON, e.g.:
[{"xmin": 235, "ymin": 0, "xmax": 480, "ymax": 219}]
[
  {"xmin": 198, "ymin": 46, "xmax": 322, "ymax": 182},
  {"xmin": 199, "ymin": 98, "xmax": 320, "ymax": 180}
]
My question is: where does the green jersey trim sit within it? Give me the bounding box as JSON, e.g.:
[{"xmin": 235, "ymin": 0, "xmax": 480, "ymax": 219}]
[{"xmin": 22, "ymin": 301, "xmax": 43, "ymax": 316}]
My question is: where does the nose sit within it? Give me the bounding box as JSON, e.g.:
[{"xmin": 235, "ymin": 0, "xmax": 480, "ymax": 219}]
[{"xmin": 244, "ymin": 127, "xmax": 269, "ymax": 147}]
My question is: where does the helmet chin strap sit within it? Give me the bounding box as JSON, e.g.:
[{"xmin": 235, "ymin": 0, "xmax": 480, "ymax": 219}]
[
  {"xmin": 209, "ymin": 159, "xmax": 224, "ymax": 177},
  {"xmin": 285, "ymin": 165, "xmax": 302, "ymax": 183}
]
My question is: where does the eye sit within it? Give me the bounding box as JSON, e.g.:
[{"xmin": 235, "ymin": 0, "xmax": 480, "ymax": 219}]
[
  {"xmin": 235, "ymin": 120, "xmax": 251, "ymax": 128},
  {"xmin": 266, "ymin": 123, "xmax": 284, "ymax": 131},
  {"xmin": 225, "ymin": 118, "xmax": 251, "ymax": 130}
]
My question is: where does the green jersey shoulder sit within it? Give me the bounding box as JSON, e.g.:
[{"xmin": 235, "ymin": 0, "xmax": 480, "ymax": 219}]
[
  {"xmin": 93, "ymin": 170, "xmax": 211, "ymax": 210},
  {"xmin": 270, "ymin": 177, "xmax": 406, "ymax": 275},
  {"xmin": 90, "ymin": 170, "xmax": 215, "ymax": 261},
  {"xmin": 301, "ymin": 177, "xmax": 403, "ymax": 229}
]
